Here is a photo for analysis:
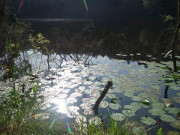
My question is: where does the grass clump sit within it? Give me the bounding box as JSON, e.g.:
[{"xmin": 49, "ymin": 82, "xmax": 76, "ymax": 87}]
[
  {"xmin": 73, "ymin": 115, "xmax": 147, "ymax": 135},
  {"xmin": 0, "ymin": 38, "xmax": 42, "ymax": 135}
]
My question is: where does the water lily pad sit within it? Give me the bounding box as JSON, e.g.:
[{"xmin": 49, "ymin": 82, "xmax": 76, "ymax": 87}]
[
  {"xmin": 110, "ymin": 98, "xmax": 116, "ymax": 100},
  {"xmin": 67, "ymin": 97, "xmax": 77, "ymax": 104},
  {"xmin": 124, "ymin": 105, "xmax": 131, "ymax": 110},
  {"xmin": 160, "ymin": 114, "xmax": 176, "ymax": 122},
  {"xmin": 129, "ymin": 54, "xmax": 134, "ymax": 56},
  {"xmin": 161, "ymin": 98, "xmax": 173, "ymax": 107},
  {"xmin": 148, "ymin": 108, "xmax": 165, "ymax": 116},
  {"xmin": 140, "ymin": 117, "xmax": 156, "ymax": 125},
  {"xmin": 132, "ymin": 126, "xmax": 148, "ymax": 135},
  {"xmin": 106, "ymin": 94, "xmax": 116, "ymax": 99},
  {"xmin": 141, "ymin": 103, "xmax": 150, "ymax": 108},
  {"xmin": 124, "ymin": 92, "xmax": 134, "ymax": 97},
  {"xmin": 124, "ymin": 102, "xmax": 141, "ymax": 112},
  {"xmin": 132, "ymin": 96, "xmax": 143, "ymax": 101},
  {"xmin": 89, "ymin": 116, "xmax": 101, "ymax": 125},
  {"xmin": 146, "ymin": 55, "xmax": 152, "ymax": 57},
  {"xmin": 173, "ymin": 97, "xmax": 180, "ymax": 103},
  {"xmin": 170, "ymin": 85, "xmax": 180, "ymax": 90},
  {"xmin": 99, "ymin": 101, "xmax": 108, "ymax": 108},
  {"xmin": 136, "ymin": 53, "xmax": 141, "ymax": 56},
  {"xmin": 152, "ymin": 103, "xmax": 164, "ymax": 109},
  {"xmin": 122, "ymin": 110, "xmax": 135, "ymax": 117},
  {"xmin": 177, "ymin": 93, "xmax": 180, "ymax": 97},
  {"xmin": 109, "ymin": 103, "xmax": 121, "ymax": 110},
  {"xmin": 130, "ymin": 102, "xmax": 142, "ymax": 111},
  {"xmin": 151, "ymin": 85, "xmax": 161, "ymax": 90},
  {"xmin": 170, "ymin": 120, "xmax": 180, "ymax": 129},
  {"xmin": 111, "ymin": 113, "xmax": 125, "ymax": 121},
  {"xmin": 75, "ymin": 115, "xmax": 87, "ymax": 124},
  {"xmin": 110, "ymin": 100, "xmax": 117, "ymax": 104},
  {"xmin": 164, "ymin": 107, "xmax": 180, "ymax": 115}
]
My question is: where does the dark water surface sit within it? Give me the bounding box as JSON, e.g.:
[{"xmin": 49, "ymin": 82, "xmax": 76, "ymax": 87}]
[{"xmin": 1, "ymin": 18, "xmax": 180, "ymax": 134}]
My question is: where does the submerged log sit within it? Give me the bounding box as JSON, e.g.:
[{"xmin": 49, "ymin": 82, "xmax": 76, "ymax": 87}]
[{"xmin": 93, "ymin": 81, "xmax": 113, "ymax": 115}]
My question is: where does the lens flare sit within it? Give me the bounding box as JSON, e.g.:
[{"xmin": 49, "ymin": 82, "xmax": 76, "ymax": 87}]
[
  {"xmin": 67, "ymin": 121, "xmax": 71, "ymax": 133},
  {"xmin": 49, "ymin": 118, "xmax": 56, "ymax": 129},
  {"xmin": 18, "ymin": 0, "xmax": 23, "ymax": 14},
  {"xmin": 83, "ymin": 0, "xmax": 88, "ymax": 13}
]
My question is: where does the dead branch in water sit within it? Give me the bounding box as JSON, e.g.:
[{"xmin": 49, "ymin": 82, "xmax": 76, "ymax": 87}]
[{"xmin": 93, "ymin": 81, "xmax": 113, "ymax": 115}]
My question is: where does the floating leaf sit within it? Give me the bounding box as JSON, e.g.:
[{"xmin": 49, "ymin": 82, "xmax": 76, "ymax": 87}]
[
  {"xmin": 132, "ymin": 126, "xmax": 148, "ymax": 135},
  {"xmin": 141, "ymin": 103, "xmax": 150, "ymax": 108},
  {"xmin": 164, "ymin": 78, "xmax": 173, "ymax": 83},
  {"xmin": 164, "ymin": 107, "xmax": 180, "ymax": 115},
  {"xmin": 160, "ymin": 114, "xmax": 176, "ymax": 122},
  {"xmin": 170, "ymin": 85, "xmax": 180, "ymax": 90},
  {"xmin": 148, "ymin": 108, "xmax": 165, "ymax": 116},
  {"xmin": 141, "ymin": 100, "xmax": 150, "ymax": 105},
  {"xmin": 151, "ymin": 85, "xmax": 161, "ymax": 90},
  {"xmin": 132, "ymin": 96, "xmax": 143, "ymax": 101},
  {"xmin": 99, "ymin": 101, "xmax": 108, "ymax": 108},
  {"xmin": 152, "ymin": 103, "xmax": 164, "ymax": 109},
  {"xmin": 136, "ymin": 53, "xmax": 141, "ymax": 56},
  {"xmin": 109, "ymin": 103, "xmax": 121, "ymax": 110},
  {"xmin": 106, "ymin": 94, "xmax": 116, "ymax": 99},
  {"xmin": 140, "ymin": 117, "xmax": 156, "ymax": 125},
  {"xmin": 75, "ymin": 115, "xmax": 87, "ymax": 124},
  {"xmin": 110, "ymin": 100, "xmax": 117, "ymax": 104},
  {"xmin": 173, "ymin": 97, "xmax": 180, "ymax": 103},
  {"xmin": 111, "ymin": 113, "xmax": 125, "ymax": 121},
  {"xmin": 122, "ymin": 110, "xmax": 135, "ymax": 117},
  {"xmin": 89, "ymin": 116, "xmax": 101, "ymax": 125},
  {"xmin": 161, "ymin": 98, "xmax": 173, "ymax": 107},
  {"xmin": 124, "ymin": 102, "xmax": 141, "ymax": 112},
  {"xmin": 172, "ymin": 74, "xmax": 180, "ymax": 81},
  {"xmin": 170, "ymin": 120, "xmax": 180, "ymax": 129},
  {"xmin": 124, "ymin": 91, "xmax": 134, "ymax": 97}
]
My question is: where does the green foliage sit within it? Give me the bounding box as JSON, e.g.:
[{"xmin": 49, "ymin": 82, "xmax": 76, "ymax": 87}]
[
  {"xmin": 110, "ymin": 98, "xmax": 117, "ymax": 104},
  {"xmin": 172, "ymin": 74, "xmax": 180, "ymax": 81},
  {"xmin": 141, "ymin": 99, "xmax": 150, "ymax": 105},
  {"xmin": 0, "ymin": 71, "xmax": 41, "ymax": 134},
  {"xmin": 0, "ymin": 38, "xmax": 41, "ymax": 134},
  {"xmin": 157, "ymin": 128, "xmax": 162, "ymax": 135},
  {"xmin": 28, "ymin": 33, "xmax": 52, "ymax": 55},
  {"xmin": 32, "ymin": 81, "xmax": 39, "ymax": 95},
  {"xmin": 164, "ymin": 15, "xmax": 174, "ymax": 22},
  {"xmin": 74, "ymin": 115, "xmax": 147, "ymax": 135}
]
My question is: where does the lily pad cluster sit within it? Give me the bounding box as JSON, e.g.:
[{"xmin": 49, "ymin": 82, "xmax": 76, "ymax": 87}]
[{"xmin": 23, "ymin": 52, "xmax": 180, "ymax": 131}]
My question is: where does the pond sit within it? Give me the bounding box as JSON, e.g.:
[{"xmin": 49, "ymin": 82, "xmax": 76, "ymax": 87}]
[{"xmin": 1, "ymin": 19, "xmax": 180, "ymax": 134}]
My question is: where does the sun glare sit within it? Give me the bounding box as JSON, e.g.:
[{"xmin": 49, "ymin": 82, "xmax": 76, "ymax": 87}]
[{"xmin": 51, "ymin": 99, "xmax": 68, "ymax": 114}]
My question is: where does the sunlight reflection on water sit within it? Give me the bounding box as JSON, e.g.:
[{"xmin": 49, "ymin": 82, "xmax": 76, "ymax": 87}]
[{"xmin": 51, "ymin": 99, "xmax": 68, "ymax": 114}]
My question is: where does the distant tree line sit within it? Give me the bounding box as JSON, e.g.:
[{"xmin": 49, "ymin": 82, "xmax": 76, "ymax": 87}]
[{"xmin": 6, "ymin": 0, "xmax": 177, "ymax": 19}]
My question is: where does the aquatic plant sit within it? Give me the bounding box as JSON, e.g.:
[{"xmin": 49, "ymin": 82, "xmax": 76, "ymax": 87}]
[
  {"xmin": 0, "ymin": 38, "xmax": 42, "ymax": 134},
  {"xmin": 72, "ymin": 113, "xmax": 147, "ymax": 135}
]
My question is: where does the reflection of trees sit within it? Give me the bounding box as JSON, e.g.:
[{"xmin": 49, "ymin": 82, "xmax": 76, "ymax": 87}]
[
  {"xmin": 139, "ymin": 30, "xmax": 154, "ymax": 46},
  {"xmin": 40, "ymin": 23, "xmax": 131, "ymax": 61},
  {"xmin": 164, "ymin": 85, "xmax": 169, "ymax": 98}
]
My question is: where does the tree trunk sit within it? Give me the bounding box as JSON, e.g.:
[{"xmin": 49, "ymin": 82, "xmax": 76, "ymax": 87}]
[{"xmin": 172, "ymin": 0, "xmax": 180, "ymax": 72}]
